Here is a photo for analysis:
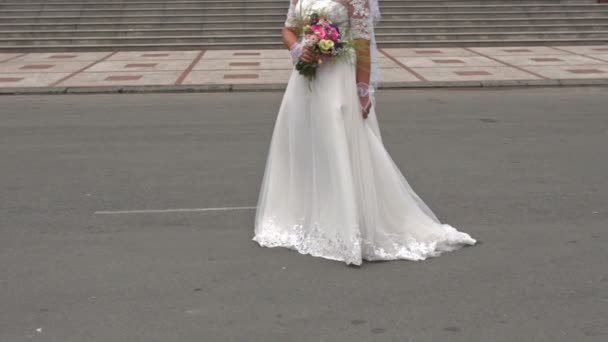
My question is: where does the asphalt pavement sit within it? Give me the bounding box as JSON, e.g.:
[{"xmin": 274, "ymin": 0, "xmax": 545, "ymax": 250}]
[{"xmin": 0, "ymin": 88, "xmax": 607, "ymax": 342}]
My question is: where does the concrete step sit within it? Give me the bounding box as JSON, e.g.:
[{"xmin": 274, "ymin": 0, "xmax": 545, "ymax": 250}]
[
  {"xmin": 0, "ymin": 34, "xmax": 284, "ymax": 46},
  {"xmin": 377, "ymin": 37, "xmax": 608, "ymax": 47},
  {"xmin": 2, "ymin": 17, "xmax": 607, "ymax": 31},
  {"xmin": 0, "ymin": 38, "xmax": 606, "ymax": 53},
  {"xmin": 0, "ymin": 28, "xmax": 285, "ymax": 38},
  {"xmin": 0, "ymin": 14, "xmax": 288, "ymax": 23},
  {"xmin": 0, "ymin": 0, "xmax": 598, "ymax": 5},
  {"xmin": 0, "ymin": 1, "xmax": 291, "ymax": 9},
  {"xmin": 0, "ymin": 21, "xmax": 284, "ymax": 30},
  {"xmin": 2, "ymin": 31, "xmax": 607, "ymax": 46},
  {"xmin": 379, "ymin": 31, "xmax": 608, "ymax": 41},
  {"xmin": 381, "ymin": 10, "xmax": 608, "ymax": 19},
  {"xmin": 377, "ymin": 24, "xmax": 608, "ymax": 33},
  {"xmin": 379, "ymin": 17, "xmax": 608, "ymax": 25},
  {"xmin": 0, "ymin": 21, "xmax": 286, "ymax": 30},
  {"xmin": 0, "ymin": 7, "xmax": 290, "ymax": 16},
  {"xmin": 2, "ymin": 4, "xmax": 607, "ymax": 16},
  {"xmin": 4, "ymin": 24, "xmax": 608, "ymax": 38},
  {"xmin": 3, "ymin": 10, "xmax": 608, "ymax": 24}
]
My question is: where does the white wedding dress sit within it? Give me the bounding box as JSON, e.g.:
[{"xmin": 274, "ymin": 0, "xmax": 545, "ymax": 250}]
[{"xmin": 252, "ymin": 0, "xmax": 476, "ymax": 265}]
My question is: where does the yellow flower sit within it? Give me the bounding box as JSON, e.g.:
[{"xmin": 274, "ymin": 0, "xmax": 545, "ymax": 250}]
[{"xmin": 318, "ymin": 39, "xmax": 334, "ymax": 53}]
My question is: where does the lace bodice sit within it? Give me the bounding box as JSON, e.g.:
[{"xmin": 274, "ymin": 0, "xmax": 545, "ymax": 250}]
[{"xmin": 285, "ymin": 0, "xmax": 372, "ymax": 40}]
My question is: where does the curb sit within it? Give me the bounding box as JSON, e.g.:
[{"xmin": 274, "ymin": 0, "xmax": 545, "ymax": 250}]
[{"xmin": 1, "ymin": 79, "xmax": 607, "ymax": 95}]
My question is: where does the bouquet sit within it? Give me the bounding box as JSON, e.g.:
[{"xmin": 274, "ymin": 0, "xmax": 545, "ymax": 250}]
[{"xmin": 295, "ymin": 13, "xmax": 351, "ymax": 81}]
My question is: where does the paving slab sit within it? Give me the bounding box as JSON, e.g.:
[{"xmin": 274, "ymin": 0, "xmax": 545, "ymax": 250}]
[
  {"xmin": 523, "ymin": 65, "xmax": 608, "ymax": 79},
  {"xmin": 409, "ymin": 66, "xmax": 542, "ymax": 82},
  {"xmin": 58, "ymin": 70, "xmax": 184, "ymax": 87},
  {"xmin": 0, "ymin": 45, "xmax": 606, "ymax": 94}
]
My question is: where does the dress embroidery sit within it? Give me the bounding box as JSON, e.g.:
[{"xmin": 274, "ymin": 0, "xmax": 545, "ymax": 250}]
[
  {"xmin": 348, "ymin": 0, "xmax": 372, "ymax": 40},
  {"xmin": 284, "ymin": 0, "xmax": 298, "ymax": 27},
  {"xmin": 254, "ymin": 217, "xmax": 476, "ymax": 266}
]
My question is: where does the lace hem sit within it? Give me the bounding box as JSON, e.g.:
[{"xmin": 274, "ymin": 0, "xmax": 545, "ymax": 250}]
[
  {"xmin": 361, "ymin": 225, "xmax": 477, "ymax": 262},
  {"xmin": 253, "ymin": 218, "xmax": 363, "ymax": 265},
  {"xmin": 253, "ymin": 221, "xmax": 476, "ymax": 266}
]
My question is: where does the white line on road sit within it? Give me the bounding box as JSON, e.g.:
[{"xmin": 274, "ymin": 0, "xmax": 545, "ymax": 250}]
[{"xmin": 94, "ymin": 206, "xmax": 257, "ymax": 215}]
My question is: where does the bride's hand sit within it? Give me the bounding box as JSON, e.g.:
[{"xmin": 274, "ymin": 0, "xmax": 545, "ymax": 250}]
[
  {"xmin": 299, "ymin": 45, "xmax": 317, "ymax": 63},
  {"xmin": 360, "ymin": 96, "xmax": 371, "ymax": 119},
  {"xmin": 289, "ymin": 42, "xmax": 317, "ymax": 64},
  {"xmin": 357, "ymin": 82, "xmax": 372, "ymax": 119},
  {"xmin": 289, "ymin": 41, "xmax": 304, "ymax": 64}
]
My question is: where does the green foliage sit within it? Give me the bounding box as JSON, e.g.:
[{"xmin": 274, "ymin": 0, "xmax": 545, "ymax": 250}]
[{"xmin": 295, "ymin": 61, "xmax": 318, "ymax": 82}]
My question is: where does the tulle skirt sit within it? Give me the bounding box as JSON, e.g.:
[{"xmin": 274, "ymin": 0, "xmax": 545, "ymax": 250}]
[{"xmin": 253, "ymin": 59, "xmax": 476, "ymax": 265}]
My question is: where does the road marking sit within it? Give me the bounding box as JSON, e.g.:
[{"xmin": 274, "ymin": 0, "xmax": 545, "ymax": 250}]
[{"xmin": 94, "ymin": 206, "xmax": 256, "ymax": 215}]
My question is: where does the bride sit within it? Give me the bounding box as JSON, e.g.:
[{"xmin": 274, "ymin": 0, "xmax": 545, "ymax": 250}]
[{"xmin": 252, "ymin": 0, "xmax": 476, "ymax": 265}]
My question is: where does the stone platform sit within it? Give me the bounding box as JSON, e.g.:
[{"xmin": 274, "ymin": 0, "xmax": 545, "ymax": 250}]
[{"xmin": 1, "ymin": 45, "xmax": 607, "ymax": 94}]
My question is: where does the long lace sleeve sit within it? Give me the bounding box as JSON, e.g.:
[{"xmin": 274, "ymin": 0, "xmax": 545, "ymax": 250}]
[
  {"xmin": 348, "ymin": 0, "xmax": 371, "ymax": 40},
  {"xmin": 285, "ymin": 0, "xmax": 298, "ymax": 28}
]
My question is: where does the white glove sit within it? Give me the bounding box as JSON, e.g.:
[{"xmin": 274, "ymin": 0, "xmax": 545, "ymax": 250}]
[
  {"xmin": 289, "ymin": 41, "xmax": 304, "ymax": 65},
  {"xmin": 357, "ymin": 82, "xmax": 372, "ymax": 114}
]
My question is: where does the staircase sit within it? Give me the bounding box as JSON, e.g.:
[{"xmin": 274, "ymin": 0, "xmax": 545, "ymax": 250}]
[{"xmin": 0, "ymin": 0, "xmax": 607, "ymax": 51}]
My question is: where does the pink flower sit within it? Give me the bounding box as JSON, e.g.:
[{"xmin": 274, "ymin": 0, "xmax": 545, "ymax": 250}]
[
  {"xmin": 312, "ymin": 26, "xmax": 327, "ymax": 39},
  {"xmin": 329, "ymin": 27, "xmax": 340, "ymax": 41},
  {"xmin": 304, "ymin": 34, "xmax": 319, "ymax": 46}
]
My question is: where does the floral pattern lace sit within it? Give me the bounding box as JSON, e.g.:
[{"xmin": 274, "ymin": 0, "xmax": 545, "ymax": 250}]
[
  {"xmin": 348, "ymin": 0, "xmax": 371, "ymax": 40},
  {"xmin": 284, "ymin": 0, "xmax": 298, "ymax": 27},
  {"xmin": 253, "ymin": 217, "xmax": 363, "ymax": 265},
  {"xmin": 254, "ymin": 218, "xmax": 476, "ymax": 266}
]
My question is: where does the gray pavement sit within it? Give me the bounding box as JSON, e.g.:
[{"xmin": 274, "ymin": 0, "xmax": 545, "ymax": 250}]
[{"xmin": 0, "ymin": 88, "xmax": 607, "ymax": 342}]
